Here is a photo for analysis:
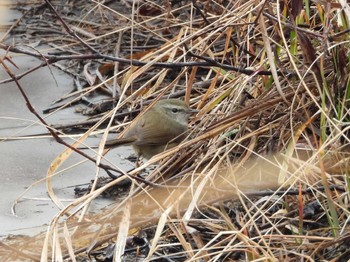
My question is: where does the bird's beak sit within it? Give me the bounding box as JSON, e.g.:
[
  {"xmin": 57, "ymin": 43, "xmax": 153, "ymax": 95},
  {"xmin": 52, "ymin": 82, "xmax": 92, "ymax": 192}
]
[
  {"xmin": 188, "ymin": 108, "xmax": 199, "ymax": 121},
  {"xmin": 188, "ymin": 108, "xmax": 199, "ymax": 115}
]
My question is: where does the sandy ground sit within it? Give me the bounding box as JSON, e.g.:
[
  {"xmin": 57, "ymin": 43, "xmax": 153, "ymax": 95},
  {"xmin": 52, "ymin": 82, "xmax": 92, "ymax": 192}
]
[
  {"xmin": 0, "ymin": 51, "xmax": 136, "ymax": 237},
  {"xmin": 0, "ymin": 51, "xmax": 75, "ymax": 235},
  {"xmin": 0, "ymin": 5, "xmax": 134, "ymax": 236}
]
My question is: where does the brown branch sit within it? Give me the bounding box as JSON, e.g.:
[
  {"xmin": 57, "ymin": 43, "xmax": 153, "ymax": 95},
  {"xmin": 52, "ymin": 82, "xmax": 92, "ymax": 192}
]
[
  {"xmin": 185, "ymin": 48, "xmax": 292, "ymax": 76},
  {"xmin": 0, "ymin": 42, "xmax": 291, "ymax": 86}
]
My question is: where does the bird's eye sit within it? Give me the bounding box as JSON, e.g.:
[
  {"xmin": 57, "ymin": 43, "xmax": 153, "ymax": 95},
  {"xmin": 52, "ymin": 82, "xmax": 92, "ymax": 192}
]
[{"xmin": 171, "ymin": 108, "xmax": 179, "ymax": 113}]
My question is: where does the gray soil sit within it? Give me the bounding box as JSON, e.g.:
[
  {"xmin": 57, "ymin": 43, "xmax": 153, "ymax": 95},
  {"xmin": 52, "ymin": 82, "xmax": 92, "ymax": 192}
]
[{"xmin": 0, "ymin": 8, "xmax": 133, "ymax": 238}]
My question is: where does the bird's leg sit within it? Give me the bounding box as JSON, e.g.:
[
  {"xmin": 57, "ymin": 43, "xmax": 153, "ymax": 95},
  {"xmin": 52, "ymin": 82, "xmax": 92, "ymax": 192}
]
[{"xmin": 135, "ymin": 155, "xmax": 142, "ymax": 168}]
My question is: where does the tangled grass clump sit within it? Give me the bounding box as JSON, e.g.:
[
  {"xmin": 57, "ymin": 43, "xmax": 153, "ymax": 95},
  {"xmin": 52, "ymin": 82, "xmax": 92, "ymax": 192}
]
[{"xmin": 1, "ymin": 0, "xmax": 350, "ymax": 261}]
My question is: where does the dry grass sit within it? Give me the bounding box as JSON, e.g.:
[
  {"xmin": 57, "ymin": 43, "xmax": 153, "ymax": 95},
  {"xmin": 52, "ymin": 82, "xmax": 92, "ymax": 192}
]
[{"xmin": 1, "ymin": 0, "xmax": 350, "ymax": 261}]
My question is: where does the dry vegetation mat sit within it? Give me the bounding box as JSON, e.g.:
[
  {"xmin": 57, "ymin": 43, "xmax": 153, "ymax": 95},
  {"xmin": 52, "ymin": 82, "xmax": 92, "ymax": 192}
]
[{"xmin": 1, "ymin": 0, "xmax": 350, "ymax": 261}]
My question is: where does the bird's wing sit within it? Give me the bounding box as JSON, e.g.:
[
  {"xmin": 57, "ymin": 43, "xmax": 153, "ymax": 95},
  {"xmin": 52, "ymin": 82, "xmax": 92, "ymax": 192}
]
[{"xmin": 132, "ymin": 113, "xmax": 186, "ymax": 146}]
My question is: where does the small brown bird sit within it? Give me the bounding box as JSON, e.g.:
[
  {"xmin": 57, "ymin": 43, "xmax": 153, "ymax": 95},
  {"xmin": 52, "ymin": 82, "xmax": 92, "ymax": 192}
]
[{"xmin": 105, "ymin": 99, "xmax": 196, "ymax": 160}]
